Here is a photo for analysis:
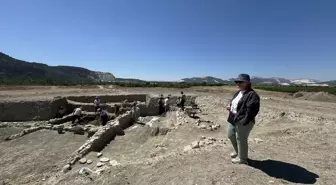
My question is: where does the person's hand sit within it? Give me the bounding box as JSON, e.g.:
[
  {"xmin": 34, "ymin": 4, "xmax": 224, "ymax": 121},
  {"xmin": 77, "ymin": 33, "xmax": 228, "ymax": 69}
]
[{"xmin": 226, "ymin": 104, "xmax": 231, "ymax": 111}]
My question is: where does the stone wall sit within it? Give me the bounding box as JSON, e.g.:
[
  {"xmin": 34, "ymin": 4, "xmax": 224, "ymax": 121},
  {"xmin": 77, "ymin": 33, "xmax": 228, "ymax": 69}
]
[
  {"xmin": 0, "ymin": 97, "xmax": 68, "ymax": 121},
  {"xmin": 66, "ymin": 94, "xmax": 147, "ymax": 103},
  {"xmin": 67, "ymin": 100, "xmax": 115, "ymax": 113},
  {"xmin": 140, "ymin": 95, "xmax": 196, "ymax": 117},
  {"xmin": 68, "ymin": 111, "xmax": 134, "ymax": 164}
]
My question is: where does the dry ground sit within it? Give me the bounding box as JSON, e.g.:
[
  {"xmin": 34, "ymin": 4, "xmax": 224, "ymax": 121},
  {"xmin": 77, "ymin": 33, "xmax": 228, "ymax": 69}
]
[{"xmin": 0, "ymin": 86, "xmax": 336, "ymax": 185}]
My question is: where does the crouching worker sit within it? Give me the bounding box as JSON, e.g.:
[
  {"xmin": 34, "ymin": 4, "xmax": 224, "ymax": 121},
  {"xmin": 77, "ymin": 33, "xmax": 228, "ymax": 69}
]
[
  {"xmin": 72, "ymin": 106, "xmax": 83, "ymax": 125},
  {"xmin": 98, "ymin": 108, "xmax": 109, "ymax": 126}
]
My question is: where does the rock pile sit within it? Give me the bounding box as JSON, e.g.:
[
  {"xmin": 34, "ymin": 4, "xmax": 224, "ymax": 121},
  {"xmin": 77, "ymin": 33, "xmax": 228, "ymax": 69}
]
[
  {"xmin": 184, "ymin": 136, "xmax": 226, "ymax": 152},
  {"xmin": 176, "ymin": 110, "xmax": 187, "ymax": 126},
  {"xmin": 260, "ymin": 96, "xmax": 271, "ymax": 100},
  {"xmin": 195, "ymin": 119, "xmax": 220, "ymax": 131}
]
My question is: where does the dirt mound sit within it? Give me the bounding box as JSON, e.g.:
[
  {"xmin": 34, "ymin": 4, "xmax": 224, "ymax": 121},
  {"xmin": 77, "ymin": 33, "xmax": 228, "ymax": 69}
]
[
  {"xmin": 293, "ymin": 91, "xmax": 304, "ymax": 98},
  {"xmin": 294, "ymin": 91, "xmax": 336, "ymax": 102}
]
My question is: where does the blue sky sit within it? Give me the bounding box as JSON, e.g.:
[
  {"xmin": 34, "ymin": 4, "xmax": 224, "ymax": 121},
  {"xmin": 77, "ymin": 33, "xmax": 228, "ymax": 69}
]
[{"xmin": 0, "ymin": 0, "xmax": 335, "ymax": 81}]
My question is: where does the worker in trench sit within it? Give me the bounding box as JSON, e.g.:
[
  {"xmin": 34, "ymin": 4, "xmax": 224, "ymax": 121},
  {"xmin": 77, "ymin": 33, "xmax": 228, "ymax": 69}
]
[
  {"xmin": 94, "ymin": 96, "xmax": 100, "ymax": 112},
  {"xmin": 180, "ymin": 91, "xmax": 186, "ymax": 111},
  {"xmin": 226, "ymin": 74, "xmax": 260, "ymax": 164},
  {"xmin": 114, "ymin": 104, "xmax": 120, "ymax": 116},
  {"xmin": 131, "ymin": 102, "xmax": 140, "ymax": 123},
  {"xmin": 164, "ymin": 95, "xmax": 170, "ymax": 116},
  {"xmin": 158, "ymin": 94, "xmax": 165, "ymax": 115},
  {"xmin": 98, "ymin": 108, "xmax": 109, "ymax": 126},
  {"xmin": 72, "ymin": 106, "xmax": 83, "ymax": 125}
]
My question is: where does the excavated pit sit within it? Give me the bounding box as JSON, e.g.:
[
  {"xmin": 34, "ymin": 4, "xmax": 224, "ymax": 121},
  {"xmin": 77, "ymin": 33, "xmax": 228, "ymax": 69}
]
[
  {"xmin": 1, "ymin": 94, "xmax": 197, "ymax": 173},
  {"xmin": 0, "ymin": 94, "xmax": 196, "ymax": 122}
]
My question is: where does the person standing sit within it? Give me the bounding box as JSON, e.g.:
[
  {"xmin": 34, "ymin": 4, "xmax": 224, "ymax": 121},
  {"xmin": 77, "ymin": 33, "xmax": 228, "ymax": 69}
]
[
  {"xmin": 226, "ymin": 74, "xmax": 260, "ymax": 164},
  {"xmin": 180, "ymin": 91, "xmax": 186, "ymax": 111},
  {"xmin": 94, "ymin": 96, "xmax": 100, "ymax": 112},
  {"xmin": 164, "ymin": 95, "xmax": 170, "ymax": 115},
  {"xmin": 158, "ymin": 94, "xmax": 165, "ymax": 115},
  {"xmin": 131, "ymin": 102, "xmax": 140, "ymax": 122}
]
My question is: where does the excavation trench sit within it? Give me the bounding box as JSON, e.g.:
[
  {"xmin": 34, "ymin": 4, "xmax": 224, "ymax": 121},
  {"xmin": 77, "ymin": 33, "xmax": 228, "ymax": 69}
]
[{"xmin": 0, "ymin": 94, "xmax": 197, "ymax": 171}]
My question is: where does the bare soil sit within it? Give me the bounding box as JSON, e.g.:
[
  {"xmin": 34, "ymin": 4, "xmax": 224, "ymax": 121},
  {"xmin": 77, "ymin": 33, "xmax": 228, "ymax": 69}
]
[{"xmin": 1, "ymin": 86, "xmax": 336, "ymax": 185}]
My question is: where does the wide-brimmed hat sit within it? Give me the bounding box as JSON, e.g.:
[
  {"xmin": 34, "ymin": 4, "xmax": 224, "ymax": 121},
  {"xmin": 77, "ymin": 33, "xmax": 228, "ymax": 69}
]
[{"xmin": 234, "ymin": 74, "xmax": 251, "ymax": 83}]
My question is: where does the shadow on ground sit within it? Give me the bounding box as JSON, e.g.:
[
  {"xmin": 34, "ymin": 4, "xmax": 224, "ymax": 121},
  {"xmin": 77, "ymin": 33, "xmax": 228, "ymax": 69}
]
[{"xmin": 248, "ymin": 159, "xmax": 319, "ymax": 184}]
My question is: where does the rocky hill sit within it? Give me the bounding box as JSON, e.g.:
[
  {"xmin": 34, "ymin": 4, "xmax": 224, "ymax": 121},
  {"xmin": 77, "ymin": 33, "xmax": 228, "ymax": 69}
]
[
  {"xmin": 181, "ymin": 76, "xmax": 232, "ymax": 84},
  {"xmin": 0, "ymin": 52, "xmax": 115, "ymax": 83}
]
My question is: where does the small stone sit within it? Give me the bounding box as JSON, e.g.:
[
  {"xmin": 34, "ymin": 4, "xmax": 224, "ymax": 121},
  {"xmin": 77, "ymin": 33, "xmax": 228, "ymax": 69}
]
[
  {"xmin": 79, "ymin": 158, "xmax": 87, "ymax": 164},
  {"xmin": 269, "ymin": 180, "xmax": 275, "ymax": 183},
  {"xmin": 212, "ymin": 125, "xmax": 218, "ymax": 130},
  {"xmin": 100, "ymin": 157, "xmax": 110, "ymax": 162},
  {"xmin": 208, "ymin": 137, "xmax": 216, "ymax": 141},
  {"xmin": 79, "ymin": 167, "xmax": 93, "ymax": 175},
  {"xmin": 62, "ymin": 164, "xmax": 71, "ymax": 173},
  {"xmin": 96, "ymin": 165, "xmax": 109, "ymax": 175},
  {"xmin": 97, "ymin": 153, "xmax": 103, "ymax": 158},
  {"xmin": 205, "ymin": 140, "xmax": 214, "ymax": 145},
  {"xmin": 184, "ymin": 145, "xmax": 192, "ymax": 152},
  {"xmin": 199, "ymin": 141, "xmax": 205, "ymax": 147},
  {"xmin": 201, "ymin": 136, "xmax": 206, "ymax": 140},
  {"xmin": 87, "ymin": 159, "xmax": 93, "ymax": 164},
  {"xmin": 150, "ymin": 126, "xmax": 160, "ymax": 136},
  {"xmin": 97, "ymin": 162, "xmax": 104, "ymax": 167},
  {"xmin": 155, "ymin": 144, "xmax": 164, "ymax": 148},
  {"xmin": 191, "ymin": 141, "xmax": 199, "ymax": 149},
  {"xmin": 200, "ymin": 125, "xmax": 207, "ymax": 129},
  {"xmin": 150, "ymin": 153, "xmax": 157, "ymax": 158},
  {"xmin": 254, "ymin": 138, "xmax": 264, "ymax": 144},
  {"xmin": 109, "ymin": 160, "xmax": 120, "ymax": 166}
]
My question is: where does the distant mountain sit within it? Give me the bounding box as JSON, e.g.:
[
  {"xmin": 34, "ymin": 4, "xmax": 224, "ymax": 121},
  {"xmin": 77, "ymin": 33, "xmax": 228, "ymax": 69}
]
[
  {"xmin": 248, "ymin": 76, "xmax": 292, "ymax": 85},
  {"xmin": 0, "ymin": 52, "xmax": 115, "ymax": 83},
  {"xmin": 321, "ymin": 80, "xmax": 336, "ymax": 85},
  {"xmin": 182, "ymin": 76, "xmax": 335, "ymax": 86},
  {"xmin": 291, "ymin": 79, "xmax": 320, "ymax": 85},
  {"xmin": 181, "ymin": 76, "xmax": 232, "ymax": 84}
]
